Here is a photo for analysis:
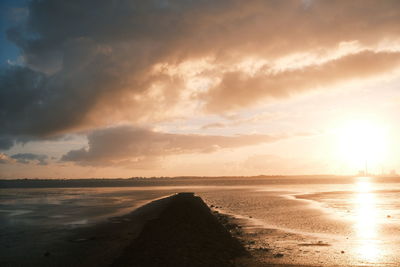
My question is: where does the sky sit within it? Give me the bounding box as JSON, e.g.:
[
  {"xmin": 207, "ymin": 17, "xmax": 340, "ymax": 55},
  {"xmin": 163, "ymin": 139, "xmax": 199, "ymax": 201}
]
[{"xmin": 1, "ymin": 0, "xmax": 400, "ymax": 178}]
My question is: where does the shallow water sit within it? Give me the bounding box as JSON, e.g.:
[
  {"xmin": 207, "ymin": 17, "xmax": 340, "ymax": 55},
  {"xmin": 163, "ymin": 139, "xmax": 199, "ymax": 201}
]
[
  {"xmin": 199, "ymin": 177, "xmax": 400, "ymax": 266},
  {"xmin": 0, "ymin": 187, "xmax": 177, "ymax": 227},
  {"xmin": 1, "ymin": 176, "xmax": 400, "ymax": 266}
]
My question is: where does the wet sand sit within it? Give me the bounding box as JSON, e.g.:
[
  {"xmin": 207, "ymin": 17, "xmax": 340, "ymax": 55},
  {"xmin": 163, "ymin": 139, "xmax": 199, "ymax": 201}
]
[
  {"xmin": 1, "ymin": 193, "xmax": 172, "ymax": 266},
  {"xmin": 2, "ymin": 180, "xmax": 400, "ymax": 266},
  {"xmin": 1, "ymin": 191, "xmax": 325, "ymax": 267},
  {"xmin": 199, "ymin": 186, "xmax": 400, "ymax": 267},
  {"xmin": 1, "ymin": 193, "xmax": 246, "ymax": 267}
]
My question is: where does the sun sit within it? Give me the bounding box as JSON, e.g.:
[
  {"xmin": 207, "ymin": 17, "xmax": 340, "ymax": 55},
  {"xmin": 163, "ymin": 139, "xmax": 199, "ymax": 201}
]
[{"xmin": 336, "ymin": 119, "xmax": 388, "ymax": 174}]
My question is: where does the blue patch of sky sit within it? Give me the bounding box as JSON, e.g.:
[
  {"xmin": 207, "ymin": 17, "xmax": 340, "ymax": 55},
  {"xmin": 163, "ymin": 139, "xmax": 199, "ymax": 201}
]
[{"xmin": 0, "ymin": 0, "xmax": 29, "ymax": 68}]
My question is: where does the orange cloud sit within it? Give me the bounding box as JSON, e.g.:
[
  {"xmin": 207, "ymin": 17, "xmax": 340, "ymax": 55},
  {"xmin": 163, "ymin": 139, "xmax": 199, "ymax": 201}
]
[
  {"xmin": 2, "ymin": 0, "xmax": 400, "ymax": 150},
  {"xmin": 204, "ymin": 51, "xmax": 400, "ymax": 112},
  {"xmin": 61, "ymin": 126, "xmax": 285, "ymax": 167}
]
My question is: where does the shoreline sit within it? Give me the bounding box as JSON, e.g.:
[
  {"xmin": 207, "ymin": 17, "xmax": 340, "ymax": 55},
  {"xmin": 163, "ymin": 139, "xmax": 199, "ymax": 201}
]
[
  {"xmin": 1, "ymin": 191, "xmax": 387, "ymax": 267},
  {"xmin": 1, "ymin": 193, "xmax": 174, "ymax": 267},
  {"xmin": 2, "ymin": 193, "xmax": 248, "ymax": 267}
]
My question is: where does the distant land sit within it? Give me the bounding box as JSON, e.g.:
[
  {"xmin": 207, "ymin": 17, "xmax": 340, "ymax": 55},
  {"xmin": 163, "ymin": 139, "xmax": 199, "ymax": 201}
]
[{"xmin": 1, "ymin": 175, "xmax": 399, "ymax": 188}]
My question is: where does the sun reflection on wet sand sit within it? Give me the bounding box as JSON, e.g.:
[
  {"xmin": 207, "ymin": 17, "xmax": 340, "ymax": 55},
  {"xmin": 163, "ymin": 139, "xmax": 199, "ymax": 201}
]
[{"xmin": 353, "ymin": 177, "xmax": 382, "ymax": 263}]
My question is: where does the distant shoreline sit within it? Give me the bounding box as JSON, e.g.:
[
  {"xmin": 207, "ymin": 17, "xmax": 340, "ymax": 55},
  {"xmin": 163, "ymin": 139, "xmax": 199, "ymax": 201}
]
[
  {"xmin": 0, "ymin": 174, "xmax": 350, "ymax": 180},
  {"xmin": 2, "ymin": 175, "xmax": 400, "ymax": 189}
]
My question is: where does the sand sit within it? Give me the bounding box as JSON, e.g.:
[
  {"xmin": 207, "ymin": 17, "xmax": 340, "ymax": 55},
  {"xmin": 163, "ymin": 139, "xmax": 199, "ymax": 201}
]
[
  {"xmin": 2, "ymin": 191, "xmax": 351, "ymax": 267},
  {"xmin": 2, "ymin": 193, "xmax": 247, "ymax": 267},
  {"xmin": 4, "ymin": 177, "xmax": 400, "ymax": 266}
]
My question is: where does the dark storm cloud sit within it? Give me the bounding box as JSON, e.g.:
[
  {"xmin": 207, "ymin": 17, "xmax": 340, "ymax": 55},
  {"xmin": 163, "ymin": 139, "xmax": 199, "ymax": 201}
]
[
  {"xmin": 2, "ymin": 0, "xmax": 400, "ymax": 150},
  {"xmin": 11, "ymin": 152, "xmax": 48, "ymax": 165},
  {"xmin": 0, "ymin": 136, "xmax": 14, "ymax": 150},
  {"xmin": 61, "ymin": 125, "xmax": 283, "ymax": 166}
]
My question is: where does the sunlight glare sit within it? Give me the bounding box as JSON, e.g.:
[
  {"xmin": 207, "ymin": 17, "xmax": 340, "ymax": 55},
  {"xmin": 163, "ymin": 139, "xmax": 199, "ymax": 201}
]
[
  {"xmin": 336, "ymin": 120, "xmax": 388, "ymax": 173},
  {"xmin": 353, "ymin": 177, "xmax": 382, "ymax": 263}
]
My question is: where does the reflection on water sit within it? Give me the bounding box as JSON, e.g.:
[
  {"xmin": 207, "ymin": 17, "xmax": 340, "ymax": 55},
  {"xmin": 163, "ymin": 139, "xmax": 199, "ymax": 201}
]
[
  {"xmin": 0, "ymin": 188, "xmax": 184, "ymax": 227},
  {"xmin": 353, "ymin": 177, "xmax": 381, "ymax": 263}
]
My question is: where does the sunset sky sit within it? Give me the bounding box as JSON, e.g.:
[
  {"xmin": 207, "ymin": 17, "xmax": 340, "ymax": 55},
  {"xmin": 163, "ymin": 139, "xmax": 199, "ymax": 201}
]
[{"xmin": 1, "ymin": 0, "xmax": 400, "ymax": 178}]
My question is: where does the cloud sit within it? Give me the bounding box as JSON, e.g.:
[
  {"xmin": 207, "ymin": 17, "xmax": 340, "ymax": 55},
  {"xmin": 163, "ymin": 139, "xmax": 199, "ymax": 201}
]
[
  {"xmin": 0, "ymin": 153, "xmax": 13, "ymax": 164},
  {"xmin": 2, "ymin": 0, "xmax": 400, "ymax": 149},
  {"xmin": 61, "ymin": 125, "xmax": 283, "ymax": 167},
  {"xmin": 0, "ymin": 136, "xmax": 15, "ymax": 150},
  {"xmin": 201, "ymin": 112, "xmax": 278, "ymax": 129},
  {"xmin": 10, "ymin": 153, "xmax": 48, "ymax": 165},
  {"xmin": 8, "ymin": 7, "xmax": 29, "ymax": 23},
  {"xmin": 201, "ymin": 123, "xmax": 227, "ymax": 130},
  {"xmin": 243, "ymin": 153, "xmax": 329, "ymax": 174},
  {"xmin": 204, "ymin": 51, "xmax": 400, "ymax": 112}
]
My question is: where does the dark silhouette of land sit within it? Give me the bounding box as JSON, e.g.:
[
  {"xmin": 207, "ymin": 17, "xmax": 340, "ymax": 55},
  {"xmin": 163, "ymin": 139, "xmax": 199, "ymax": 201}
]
[
  {"xmin": 112, "ymin": 192, "xmax": 246, "ymax": 267},
  {"xmin": 2, "ymin": 175, "xmax": 400, "ymax": 189}
]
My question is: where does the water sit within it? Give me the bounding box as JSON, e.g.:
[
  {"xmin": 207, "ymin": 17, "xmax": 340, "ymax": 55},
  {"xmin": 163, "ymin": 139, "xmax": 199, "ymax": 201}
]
[
  {"xmin": 0, "ymin": 187, "xmax": 182, "ymax": 227},
  {"xmin": 199, "ymin": 176, "xmax": 400, "ymax": 266},
  {"xmin": 1, "ymin": 176, "xmax": 400, "ymax": 266}
]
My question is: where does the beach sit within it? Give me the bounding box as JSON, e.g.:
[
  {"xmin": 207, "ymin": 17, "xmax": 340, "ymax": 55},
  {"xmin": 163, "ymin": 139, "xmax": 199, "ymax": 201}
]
[
  {"xmin": 2, "ymin": 1, "xmax": 400, "ymax": 265},
  {"xmin": 1, "ymin": 176, "xmax": 400, "ymax": 266},
  {"xmin": 1, "ymin": 192, "xmax": 246, "ymax": 267}
]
